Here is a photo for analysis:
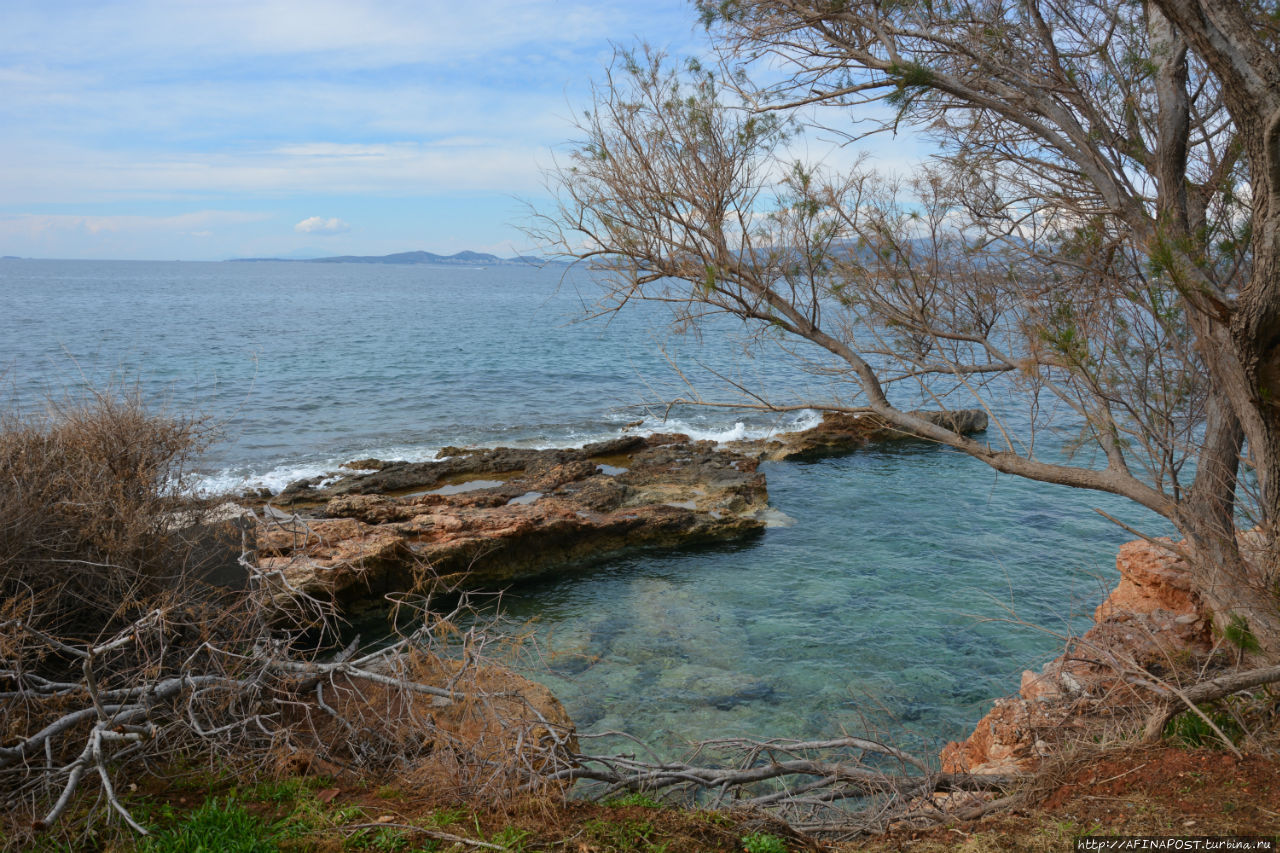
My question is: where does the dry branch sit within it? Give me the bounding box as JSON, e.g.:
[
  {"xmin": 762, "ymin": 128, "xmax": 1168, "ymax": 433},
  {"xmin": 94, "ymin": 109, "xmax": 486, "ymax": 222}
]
[
  {"xmin": 1, "ymin": 535, "xmax": 577, "ymax": 844},
  {"xmin": 559, "ymin": 734, "xmax": 1015, "ymax": 837},
  {"xmin": 1141, "ymin": 662, "xmax": 1280, "ymax": 742}
]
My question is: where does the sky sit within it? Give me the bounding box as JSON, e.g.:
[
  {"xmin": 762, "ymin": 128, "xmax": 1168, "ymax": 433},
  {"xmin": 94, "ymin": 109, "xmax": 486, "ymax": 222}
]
[{"xmin": 0, "ymin": 1, "xmax": 929, "ymax": 261}]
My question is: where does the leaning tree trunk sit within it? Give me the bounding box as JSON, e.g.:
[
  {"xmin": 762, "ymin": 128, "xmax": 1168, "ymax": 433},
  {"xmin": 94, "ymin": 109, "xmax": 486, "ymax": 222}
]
[
  {"xmin": 1170, "ymin": 242, "xmax": 1280, "ymax": 658},
  {"xmin": 1144, "ymin": 0, "xmax": 1280, "ymax": 658}
]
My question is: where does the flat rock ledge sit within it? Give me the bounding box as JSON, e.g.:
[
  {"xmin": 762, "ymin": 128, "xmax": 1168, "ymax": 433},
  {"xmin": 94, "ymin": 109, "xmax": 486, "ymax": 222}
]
[
  {"xmin": 247, "ymin": 409, "xmax": 986, "ymax": 610},
  {"xmin": 941, "ymin": 537, "xmax": 1217, "ymax": 777},
  {"xmin": 255, "ymin": 433, "xmax": 767, "ymax": 608}
]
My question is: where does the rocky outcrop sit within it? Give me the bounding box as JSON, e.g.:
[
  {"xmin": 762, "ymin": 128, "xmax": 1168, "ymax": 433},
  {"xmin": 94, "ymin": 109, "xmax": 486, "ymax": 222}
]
[
  {"xmin": 941, "ymin": 538, "xmax": 1214, "ymax": 776},
  {"xmin": 730, "ymin": 408, "xmax": 988, "ymax": 462},
  {"xmin": 273, "ymin": 436, "xmax": 651, "ymax": 505},
  {"xmin": 254, "ymin": 433, "xmax": 771, "ymax": 608},
  {"xmin": 249, "ymin": 409, "xmax": 986, "ymax": 611}
]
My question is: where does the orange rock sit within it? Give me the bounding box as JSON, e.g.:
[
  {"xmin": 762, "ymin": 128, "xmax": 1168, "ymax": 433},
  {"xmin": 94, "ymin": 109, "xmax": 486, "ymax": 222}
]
[
  {"xmin": 942, "ymin": 537, "xmax": 1216, "ymax": 777},
  {"xmin": 1095, "ymin": 538, "xmax": 1198, "ymax": 621}
]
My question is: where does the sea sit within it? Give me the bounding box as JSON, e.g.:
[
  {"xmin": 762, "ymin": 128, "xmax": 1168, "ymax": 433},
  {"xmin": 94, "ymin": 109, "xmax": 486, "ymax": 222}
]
[{"xmin": 0, "ymin": 258, "xmax": 1165, "ymax": 756}]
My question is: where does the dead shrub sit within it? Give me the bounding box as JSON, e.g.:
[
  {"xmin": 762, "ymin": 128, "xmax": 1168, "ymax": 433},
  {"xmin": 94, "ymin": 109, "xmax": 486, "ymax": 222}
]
[
  {"xmin": 282, "ymin": 643, "xmax": 578, "ymax": 800},
  {"xmin": 0, "ymin": 389, "xmax": 214, "ymax": 642},
  {"xmin": 0, "ymin": 392, "xmax": 578, "ymax": 849}
]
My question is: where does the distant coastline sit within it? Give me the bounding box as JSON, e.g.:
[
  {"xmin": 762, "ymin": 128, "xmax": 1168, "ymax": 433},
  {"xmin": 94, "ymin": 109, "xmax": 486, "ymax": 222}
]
[{"xmin": 228, "ymin": 249, "xmax": 562, "ymax": 266}]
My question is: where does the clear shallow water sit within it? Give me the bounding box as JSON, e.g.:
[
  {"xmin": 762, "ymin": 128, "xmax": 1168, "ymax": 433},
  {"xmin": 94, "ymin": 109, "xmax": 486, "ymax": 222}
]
[
  {"xmin": 499, "ymin": 450, "xmax": 1132, "ymax": 756},
  {"xmin": 0, "ymin": 258, "xmax": 1164, "ymax": 755}
]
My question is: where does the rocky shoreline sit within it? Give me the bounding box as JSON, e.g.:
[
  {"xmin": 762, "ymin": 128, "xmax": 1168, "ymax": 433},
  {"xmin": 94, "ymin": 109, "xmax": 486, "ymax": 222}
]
[
  {"xmin": 243, "ymin": 409, "xmax": 988, "ymax": 609},
  {"xmin": 226, "ymin": 406, "xmax": 1232, "ymax": 801},
  {"xmin": 941, "ymin": 537, "xmax": 1219, "ymax": 777}
]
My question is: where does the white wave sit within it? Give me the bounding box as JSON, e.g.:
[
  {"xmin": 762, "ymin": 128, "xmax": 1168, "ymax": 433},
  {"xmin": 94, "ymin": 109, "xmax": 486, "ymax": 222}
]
[
  {"xmin": 624, "ymin": 409, "xmax": 822, "ymax": 443},
  {"xmin": 194, "ymin": 461, "xmax": 366, "ymax": 497},
  {"xmin": 193, "ymin": 409, "xmax": 824, "ymax": 496}
]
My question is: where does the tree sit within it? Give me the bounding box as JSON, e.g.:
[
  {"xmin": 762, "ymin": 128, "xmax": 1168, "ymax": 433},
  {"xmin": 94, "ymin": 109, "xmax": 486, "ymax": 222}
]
[{"xmin": 533, "ymin": 0, "xmax": 1280, "ymax": 656}]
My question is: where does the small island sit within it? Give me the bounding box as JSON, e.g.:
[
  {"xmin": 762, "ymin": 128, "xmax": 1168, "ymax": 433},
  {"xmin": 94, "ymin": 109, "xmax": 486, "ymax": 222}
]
[{"xmin": 229, "ymin": 249, "xmax": 558, "ymax": 266}]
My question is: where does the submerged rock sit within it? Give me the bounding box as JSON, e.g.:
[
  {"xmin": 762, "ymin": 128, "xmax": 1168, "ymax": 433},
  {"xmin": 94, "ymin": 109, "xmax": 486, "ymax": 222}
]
[{"xmin": 655, "ymin": 663, "xmax": 775, "ymax": 710}]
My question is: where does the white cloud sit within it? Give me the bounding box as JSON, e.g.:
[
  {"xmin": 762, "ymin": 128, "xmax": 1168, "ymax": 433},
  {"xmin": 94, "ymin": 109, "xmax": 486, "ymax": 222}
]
[
  {"xmin": 0, "ymin": 138, "xmax": 545, "ymax": 204},
  {"xmin": 1, "ymin": 211, "xmax": 270, "ymax": 236},
  {"xmin": 295, "ymin": 216, "xmax": 351, "ymax": 234},
  {"xmin": 0, "ymin": 1, "xmax": 727, "ymax": 258},
  {"xmin": 0, "ymin": 211, "xmax": 276, "ymax": 260},
  {"xmin": 1, "ymin": 1, "xmax": 682, "ymax": 73}
]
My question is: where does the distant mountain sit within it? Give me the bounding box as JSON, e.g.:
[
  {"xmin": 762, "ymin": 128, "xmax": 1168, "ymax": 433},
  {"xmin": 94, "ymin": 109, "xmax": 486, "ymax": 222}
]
[
  {"xmin": 229, "ymin": 250, "xmax": 558, "ymax": 266},
  {"xmin": 275, "ymin": 247, "xmax": 334, "ymax": 260}
]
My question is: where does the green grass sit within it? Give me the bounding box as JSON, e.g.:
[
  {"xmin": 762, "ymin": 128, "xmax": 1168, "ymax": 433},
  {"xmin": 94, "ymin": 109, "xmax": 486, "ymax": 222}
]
[
  {"xmin": 424, "ymin": 806, "xmax": 469, "ymax": 827},
  {"xmin": 136, "ymin": 797, "xmax": 277, "ymax": 853},
  {"xmin": 605, "ymin": 792, "xmax": 664, "ymax": 809},
  {"xmin": 345, "ymin": 824, "xmax": 418, "ymax": 851},
  {"xmin": 740, "ymin": 832, "xmax": 789, "ymax": 853},
  {"xmin": 583, "ymin": 817, "xmax": 669, "ymax": 852},
  {"xmin": 489, "ymin": 825, "xmax": 533, "ymax": 851},
  {"xmin": 250, "ymin": 777, "xmax": 309, "ymax": 804}
]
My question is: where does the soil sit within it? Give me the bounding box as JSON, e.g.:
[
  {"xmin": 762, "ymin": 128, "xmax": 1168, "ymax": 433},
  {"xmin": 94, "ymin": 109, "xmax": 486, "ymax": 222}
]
[
  {"xmin": 845, "ymin": 744, "xmax": 1280, "ymax": 852},
  {"xmin": 49, "ymin": 742, "xmax": 1280, "ymax": 851}
]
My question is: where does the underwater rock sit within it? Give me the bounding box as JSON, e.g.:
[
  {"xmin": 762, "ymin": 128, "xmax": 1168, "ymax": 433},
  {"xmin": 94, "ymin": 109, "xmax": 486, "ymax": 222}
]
[
  {"xmin": 614, "ymin": 577, "xmax": 750, "ymax": 673},
  {"xmin": 654, "ymin": 663, "xmax": 775, "ymax": 710}
]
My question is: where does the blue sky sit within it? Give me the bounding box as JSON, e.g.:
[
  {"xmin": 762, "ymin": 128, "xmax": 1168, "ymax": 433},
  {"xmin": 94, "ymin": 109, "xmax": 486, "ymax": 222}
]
[{"xmin": 0, "ymin": 1, "xmax": 928, "ymax": 261}]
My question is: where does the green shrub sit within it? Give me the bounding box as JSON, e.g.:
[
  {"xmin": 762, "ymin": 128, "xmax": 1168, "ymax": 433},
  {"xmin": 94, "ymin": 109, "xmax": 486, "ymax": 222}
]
[
  {"xmin": 1224, "ymin": 614, "xmax": 1261, "ymax": 654},
  {"xmin": 1164, "ymin": 705, "xmax": 1244, "ymax": 748}
]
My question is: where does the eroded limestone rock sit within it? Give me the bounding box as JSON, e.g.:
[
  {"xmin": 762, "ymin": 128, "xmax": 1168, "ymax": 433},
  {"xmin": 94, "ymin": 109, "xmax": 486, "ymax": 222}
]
[
  {"xmin": 249, "ymin": 408, "xmax": 988, "ymax": 611},
  {"xmin": 729, "ymin": 409, "xmax": 988, "ymax": 462}
]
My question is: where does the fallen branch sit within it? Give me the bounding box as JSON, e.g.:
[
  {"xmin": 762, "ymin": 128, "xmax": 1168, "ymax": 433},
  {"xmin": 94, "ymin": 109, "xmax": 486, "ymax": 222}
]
[
  {"xmin": 3, "ymin": 579, "xmax": 575, "ymax": 840},
  {"xmin": 556, "ymin": 735, "xmax": 1017, "ymax": 836},
  {"xmin": 1141, "ymin": 662, "xmax": 1280, "ymax": 742}
]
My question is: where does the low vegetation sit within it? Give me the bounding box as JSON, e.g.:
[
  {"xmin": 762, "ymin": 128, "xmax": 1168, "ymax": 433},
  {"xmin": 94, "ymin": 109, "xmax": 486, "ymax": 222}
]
[{"xmin": 0, "ymin": 392, "xmax": 576, "ymax": 850}]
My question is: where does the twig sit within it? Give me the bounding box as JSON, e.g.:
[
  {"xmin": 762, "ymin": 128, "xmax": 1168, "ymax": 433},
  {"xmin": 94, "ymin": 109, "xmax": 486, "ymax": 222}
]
[{"xmin": 341, "ymin": 822, "xmax": 505, "ymax": 849}]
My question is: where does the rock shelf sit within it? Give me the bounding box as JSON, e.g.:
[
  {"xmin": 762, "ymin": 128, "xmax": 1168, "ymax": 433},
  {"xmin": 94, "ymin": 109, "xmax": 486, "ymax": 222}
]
[{"xmin": 245, "ymin": 409, "xmax": 987, "ymax": 608}]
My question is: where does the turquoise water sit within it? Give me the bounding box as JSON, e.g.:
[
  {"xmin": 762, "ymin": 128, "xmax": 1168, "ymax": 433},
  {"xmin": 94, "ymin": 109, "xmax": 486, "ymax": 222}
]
[
  {"xmin": 0, "ymin": 258, "xmax": 1161, "ymax": 754},
  {"xmin": 498, "ymin": 451, "xmax": 1128, "ymax": 755}
]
